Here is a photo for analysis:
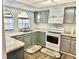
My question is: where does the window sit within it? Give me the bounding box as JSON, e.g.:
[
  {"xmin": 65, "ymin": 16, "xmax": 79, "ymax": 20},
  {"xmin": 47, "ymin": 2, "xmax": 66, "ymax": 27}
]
[
  {"xmin": 4, "ymin": 17, "xmax": 14, "ymax": 30},
  {"xmin": 18, "ymin": 18, "xmax": 30, "ymax": 30},
  {"xmin": 3, "ymin": 10, "xmax": 14, "ymax": 31},
  {"xmin": 64, "ymin": 7, "xmax": 76, "ymax": 24},
  {"xmin": 18, "ymin": 12, "xmax": 30, "ymax": 31}
]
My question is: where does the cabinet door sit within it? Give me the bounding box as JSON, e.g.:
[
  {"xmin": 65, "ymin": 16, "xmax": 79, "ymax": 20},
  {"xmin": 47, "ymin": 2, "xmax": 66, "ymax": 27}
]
[
  {"xmin": 64, "ymin": 7, "xmax": 75, "ymax": 24},
  {"xmin": 7, "ymin": 47, "xmax": 24, "ymax": 59},
  {"xmin": 40, "ymin": 10, "xmax": 49, "ymax": 23},
  {"xmin": 34, "ymin": 12, "xmax": 40, "ymax": 23},
  {"xmin": 34, "ymin": 10, "xmax": 49, "ymax": 23},
  {"xmin": 60, "ymin": 39, "xmax": 71, "ymax": 53},
  {"xmin": 40, "ymin": 32, "xmax": 46, "ymax": 46},
  {"xmin": 24, "ymin": 34, "xmax": 32, "ymax": 48},
  {"xmin": 71, "ymin": 40, "xmax": 76, "ymax": 55},
  {"xmin": 37, "ymin": 32, "xmax": 46, "ymax": 46},
  {"xmin": 31, "ymin": 32, "xmax": 38, "ymax": 45}
]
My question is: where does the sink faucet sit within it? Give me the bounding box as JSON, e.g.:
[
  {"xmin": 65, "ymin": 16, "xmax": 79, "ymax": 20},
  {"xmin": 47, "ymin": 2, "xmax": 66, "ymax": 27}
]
[{"xmin": 24, "ymin": 23, "xmax": 29, "ymax": 30}]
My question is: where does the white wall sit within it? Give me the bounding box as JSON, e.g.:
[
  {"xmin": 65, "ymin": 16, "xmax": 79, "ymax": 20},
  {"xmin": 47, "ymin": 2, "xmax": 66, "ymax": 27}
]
[{"xmin": 3, "ymin": 1, "xmax": 76, "ymax": 32}]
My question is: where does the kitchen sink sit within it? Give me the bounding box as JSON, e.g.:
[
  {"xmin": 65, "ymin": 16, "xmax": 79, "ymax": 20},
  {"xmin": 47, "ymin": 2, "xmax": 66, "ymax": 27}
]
[
  {"xmin": 22, "ymin": 30, "xmax": 33, "ymax": 32},
  {"xmin": 19, "ymin": 29, "xmax": 33, "ymax": 32}
]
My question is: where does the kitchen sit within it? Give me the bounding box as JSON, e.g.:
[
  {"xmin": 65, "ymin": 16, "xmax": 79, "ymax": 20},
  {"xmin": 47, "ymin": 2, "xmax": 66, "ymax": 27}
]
[{"xmin": 2, "ymin": 0, "xmax": 76, "ymax": 59}]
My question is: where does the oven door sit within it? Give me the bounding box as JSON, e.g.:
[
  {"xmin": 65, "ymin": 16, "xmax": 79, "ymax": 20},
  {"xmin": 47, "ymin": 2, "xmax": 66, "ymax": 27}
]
[
  {"xmin": 46, "ymin": 33, "xmax": 60, "ymax": 52},
  {"xmin": 47, "ymin": 35, "xmax": 58, "ymax": 44}
]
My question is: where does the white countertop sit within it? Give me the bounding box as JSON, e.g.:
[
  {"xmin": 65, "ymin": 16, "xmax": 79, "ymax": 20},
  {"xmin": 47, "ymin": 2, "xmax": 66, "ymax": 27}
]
[
  {"xmin": 5, "ymin": 29, "xmax": 76, "ymax": 53},
  {"xmin": 5, "ymin": 29, "xmax": 47, "ymax": 37},
  {"xmin": 61, "ymin": 33, "xmax": 76, "ymax": 37},
  {"xmin": 5, "ymin": 29, "xmax": 47, "ymax": 53},
  {"xmin": 5, "ymin": 32, "xmax": 25, "ymax": 53},
  {"xmin": 6, "ymin": 38, "xmax": 25, "ymax": 53}
]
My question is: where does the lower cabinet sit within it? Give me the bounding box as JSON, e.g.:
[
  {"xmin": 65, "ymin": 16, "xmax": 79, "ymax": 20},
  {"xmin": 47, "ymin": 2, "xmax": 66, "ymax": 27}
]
[
  {"xmin": 24, "ymin": 33, "xmax": 32, "ymax": 48},
  {"xmin": 31, "ymin": 32, "xmax": 38, "ymax": 45},
  {"xmin": 60, "ymin": 36, "xmax": 76, "ymax": 55},
  {"xmin": 24, "ymin": 32, "xmax": 46, "ymax": 48},
  {"xmin": 60, "ymin": 39, "xmax": 71, "ymax": 53},
  {"xmin": 11, "ymin": 31, "xmax": 46, "ymax": 49},
  {"xmin": 7, "ymin": 47, "xmax": 24, "ymax": 59},
  {"xmin": 37, "ymin": 32, "xmax": 46, "ymax": 46},
  {"xmin": 70, "ymin": 38, "xmax": 76, "ymax": 55}
]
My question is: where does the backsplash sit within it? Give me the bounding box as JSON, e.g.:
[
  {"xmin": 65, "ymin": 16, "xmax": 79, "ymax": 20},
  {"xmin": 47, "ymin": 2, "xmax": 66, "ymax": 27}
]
[
  {"xmin": 63, "ymin": 24, "xmax": 76, "ymax": 34},
  {"xmin": 33, "ymin": 23, "xmax": 49, "ymax": 31},
  {"xmin": 33, "ymin": 23, "xmax": 76, "ymax": 35}
]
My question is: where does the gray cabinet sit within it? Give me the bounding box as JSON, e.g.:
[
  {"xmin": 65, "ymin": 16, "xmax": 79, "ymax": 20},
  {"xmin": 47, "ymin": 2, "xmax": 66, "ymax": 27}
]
[
  {"xmin": 60, "ymin": 38, "xmax": 71, "ymax": 53},
  {"xmin": 60, "ymin": 35, "xmax": 76, "ymax": 55},
  {"xmin": 11, "ymin": 31, "xmax": 46, "ymax": 49},
  {"xmin": 34, "ymin": 12, "xmax": 40, "ymax": 23},
  {"xmin": 64, "ymin": 7, "xmax": 76, "ymax": 24},
  {"xmin": 34, "ymin": 10, "xmax": 49, "ymax": 23},
  {"xmin": 70, "ymin": 38, "xmax": 76, "ymax": 55},
  {"xmin": 24, "ymin": 32, "xmax": 38, "ymax": 48},
  {"xmin": 37, "ymin": 32, "xmax": 46, "ymax": 46},
  {"xmin": 24, "ymin": 33, "xmax": 32, "ymax": 48},
  {"xmin": 31, "ymin": 32, "xmax": 38, "ymax": 45},
  {"xmin": 49, "ymin": 8, "xmax": 64, "ymax": 18},
  {"xmin": 48, "ymin": 8, "xmax": 64, "ymax": 24},
  {"xmin": 11, "ymin": 35, "xmax": 24, "ymax": 42},
  {"xmin": 7, "ymin": 47, "xmax": 24, "ymax": 59},
  {"xmin": 40, "ymin": 11, "xmax": 49, "ymax": 23}
]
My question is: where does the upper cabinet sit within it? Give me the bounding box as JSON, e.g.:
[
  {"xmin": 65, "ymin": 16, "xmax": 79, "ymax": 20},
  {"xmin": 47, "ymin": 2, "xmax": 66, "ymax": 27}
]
[
  {"xmin": 48, "ymin": 8, "xmax": 64, "ymax": 24},
  {"xmin": 64, "ymin": 7, "xmax": 76, "ymax": 24},
  {"xmin": 34, "ymin": 12, "xmax": 40, "ymax": 23},
  {"xmin": 48, "ymin": 7, "xmax": 76, "ymax": 24},
  {"xmin": 34, "ymin": 10, "xmax": 49, "ymax": 23}
]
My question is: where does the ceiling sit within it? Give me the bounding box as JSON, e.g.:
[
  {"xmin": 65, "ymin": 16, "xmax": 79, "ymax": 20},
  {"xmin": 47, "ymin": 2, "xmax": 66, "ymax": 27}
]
[{"xmin": 16, "ymin": 0, "xmax": 76, "ymax": 8}]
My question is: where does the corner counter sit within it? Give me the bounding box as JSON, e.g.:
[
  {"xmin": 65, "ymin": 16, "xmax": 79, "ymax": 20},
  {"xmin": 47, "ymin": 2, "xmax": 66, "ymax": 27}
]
[{"xmin": 6, "ymin": 37, "xmax": 25, "ymax": 53}]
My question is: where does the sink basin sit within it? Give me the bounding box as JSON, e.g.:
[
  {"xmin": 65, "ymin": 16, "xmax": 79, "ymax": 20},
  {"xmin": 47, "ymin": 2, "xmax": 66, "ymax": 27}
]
[{"xmin": 22, "ymin": 30, "xmax": 33, "ymax": 32}]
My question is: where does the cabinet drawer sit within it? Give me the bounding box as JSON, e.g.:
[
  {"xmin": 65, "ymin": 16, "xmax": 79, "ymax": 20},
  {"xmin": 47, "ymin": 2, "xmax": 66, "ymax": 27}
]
[
  {"xmin": 71, "ymin": 37, "xmax": 76, "ymax": 41},
  {"xmin": 61, "ymin": 36, "xmax": 71, "ymax": 39}
]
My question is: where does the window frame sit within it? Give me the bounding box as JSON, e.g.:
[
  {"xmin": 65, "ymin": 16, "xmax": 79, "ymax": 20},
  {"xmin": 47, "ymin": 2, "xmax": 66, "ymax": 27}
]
[
  {"xmin": 18, "ymin": 17, "xmax": 31, "ymax": 31},
  {"xmin": 4, "ymin": 16, "xmax": 14, "ymax": 31}
]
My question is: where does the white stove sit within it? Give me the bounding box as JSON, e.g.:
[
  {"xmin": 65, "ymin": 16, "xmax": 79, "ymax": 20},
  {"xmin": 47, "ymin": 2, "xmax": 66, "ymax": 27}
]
[
  {"xmin": 41, "ymin": 27, "xmax": 64, "ymax": 58},
  {"xmin": 46, "ymin": 27, "xmax": 64, "ymax": 51}
]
